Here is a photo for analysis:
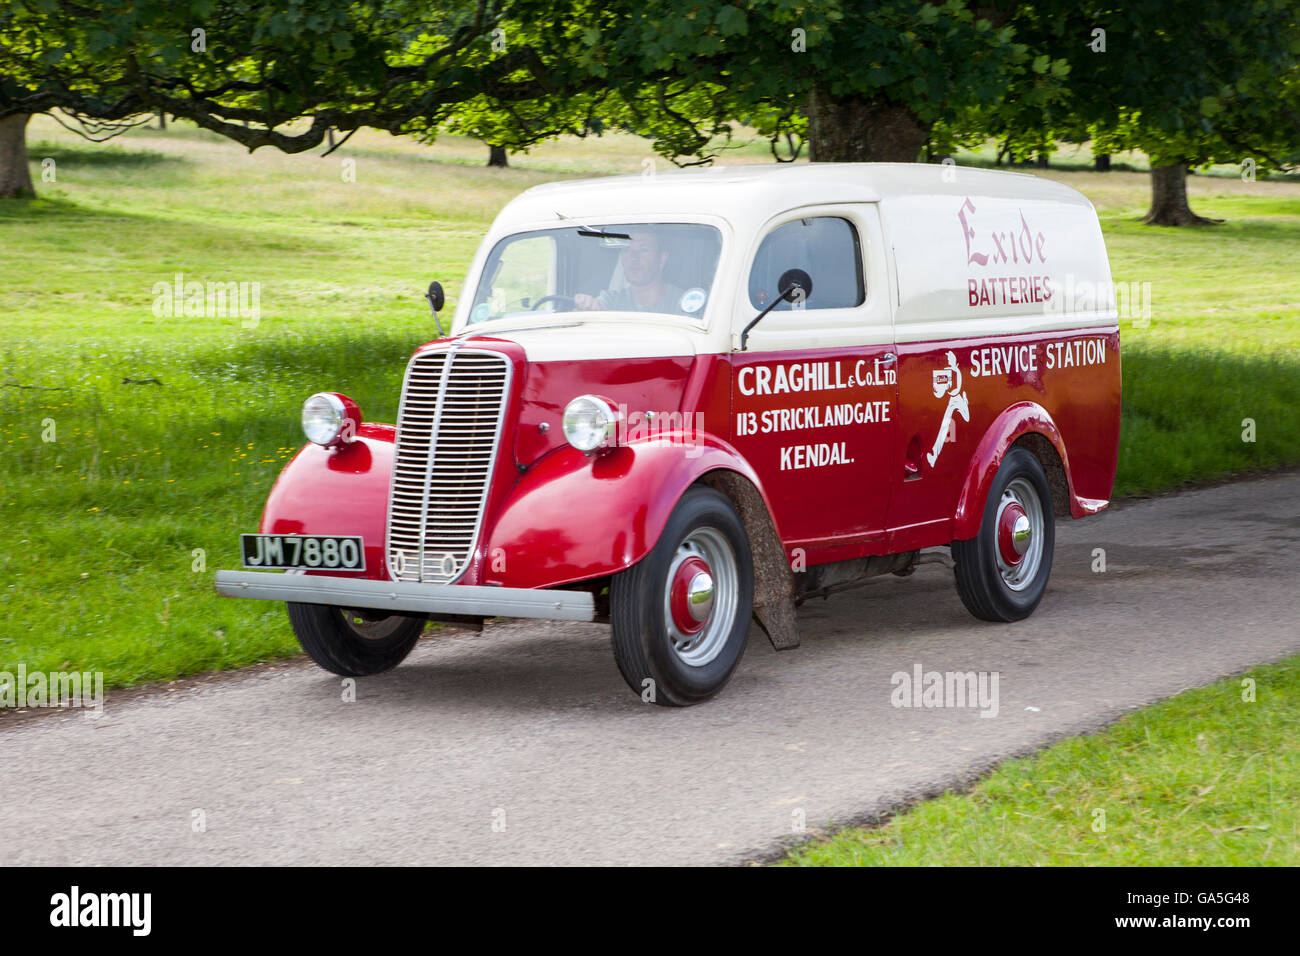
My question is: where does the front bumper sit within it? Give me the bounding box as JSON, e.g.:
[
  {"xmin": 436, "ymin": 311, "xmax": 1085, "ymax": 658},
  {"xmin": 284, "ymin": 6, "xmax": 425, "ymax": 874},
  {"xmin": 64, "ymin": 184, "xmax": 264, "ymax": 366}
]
[{"xmin": 214, "ymin": 570, "xmax": 596, "ymax": 622}]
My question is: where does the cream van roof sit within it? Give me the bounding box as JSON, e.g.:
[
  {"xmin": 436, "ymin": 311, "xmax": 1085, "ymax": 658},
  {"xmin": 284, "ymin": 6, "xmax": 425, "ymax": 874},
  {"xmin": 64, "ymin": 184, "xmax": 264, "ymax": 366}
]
[{"xmin": 497, "ymin": 162, "xmax": 1091, "ymax": 230}]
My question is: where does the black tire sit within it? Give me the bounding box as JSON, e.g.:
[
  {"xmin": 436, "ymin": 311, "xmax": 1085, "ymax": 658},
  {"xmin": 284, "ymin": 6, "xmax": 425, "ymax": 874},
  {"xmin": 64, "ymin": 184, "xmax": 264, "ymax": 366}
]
[
  {"xmin": 952, "ymin": 446, "xmax": 1055, "ymax": 622},
  {"xmin": 286, "ymin": 603, "xmax": 425, "ymax": 676},
  {"xmin": 610, "ymin": 486, "xmax": 754, "ymax": 706}
]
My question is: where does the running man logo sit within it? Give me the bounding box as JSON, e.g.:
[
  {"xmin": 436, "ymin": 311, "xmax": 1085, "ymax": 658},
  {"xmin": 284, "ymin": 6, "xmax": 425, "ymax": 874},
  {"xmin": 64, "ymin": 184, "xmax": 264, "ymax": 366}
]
[{"xmin": 927, "ymin": 350, "xmax": 969, "ymax": 467}]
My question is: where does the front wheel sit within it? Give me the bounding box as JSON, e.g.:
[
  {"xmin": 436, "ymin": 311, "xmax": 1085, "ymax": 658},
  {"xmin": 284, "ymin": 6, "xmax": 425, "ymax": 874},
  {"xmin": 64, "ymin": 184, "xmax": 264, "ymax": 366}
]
[
  {"xmin": 610, "ymin": 487, "xmax": 754, "ymax": 706},
  {"xmin": 286, "ymin": 603, "xmax": 425, "ymax": 676},
  {"xmin": 952, "ymin": 446, "xmax": 1055, "ymax": 622}
]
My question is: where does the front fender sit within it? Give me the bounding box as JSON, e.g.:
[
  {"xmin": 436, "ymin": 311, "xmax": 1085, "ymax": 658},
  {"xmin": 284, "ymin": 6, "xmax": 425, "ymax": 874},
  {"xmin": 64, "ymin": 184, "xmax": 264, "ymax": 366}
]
[
  {"xmin": 952, "ymin": 402, "xmax": 1104, "ymax": 541},
  {"xmin": 259, "ymin": 424, "xmax": 395, "ymax": 580},
  {"xmin": 482, "ymin": 433, "xmax": 773, "ymax": 589}
]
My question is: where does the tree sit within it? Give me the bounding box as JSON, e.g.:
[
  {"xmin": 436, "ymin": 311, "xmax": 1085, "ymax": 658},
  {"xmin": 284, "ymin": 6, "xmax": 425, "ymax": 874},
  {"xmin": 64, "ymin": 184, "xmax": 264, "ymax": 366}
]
[
  {"xmin": 419, "ymin": 2, "xmax": 1051, "ymax": 167},
  {"xmin": 0, "ymin": 111, "xmax": 33, "ymax": 197},
  {"xmin": 8, "ymin": 0, "xmax": 1293, "ymax": 208},
  {"xmin": 0, "ymin": 0, "xmax": 613, "ymax": 198},
  {"xmin": 1004, "ymin": 0, "xmax": 1300, "ymax": 225},
  {"xmin": 540, "ymin": 0, "xmax": 1050, "ymax": 164}
]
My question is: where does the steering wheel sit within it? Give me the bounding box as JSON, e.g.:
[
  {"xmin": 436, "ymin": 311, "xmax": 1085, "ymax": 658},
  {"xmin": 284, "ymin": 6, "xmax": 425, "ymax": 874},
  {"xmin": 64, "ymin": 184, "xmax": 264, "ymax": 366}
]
[{"xmin": 529, "ymin": 294, "xmax": 576, "ymax": 312}]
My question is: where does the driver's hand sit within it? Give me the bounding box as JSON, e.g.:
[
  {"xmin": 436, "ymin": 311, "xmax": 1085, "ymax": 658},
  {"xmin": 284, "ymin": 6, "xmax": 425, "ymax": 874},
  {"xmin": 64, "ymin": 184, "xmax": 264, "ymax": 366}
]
[{"xmin": 573, "ymin": 293, "xmax": 604, "ymax": 311}]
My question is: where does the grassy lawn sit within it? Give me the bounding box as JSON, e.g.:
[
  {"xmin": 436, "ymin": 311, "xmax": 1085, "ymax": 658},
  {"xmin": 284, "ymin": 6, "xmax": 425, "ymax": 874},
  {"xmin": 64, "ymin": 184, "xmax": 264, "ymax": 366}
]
[
  {"xmin": 785, "ymin": 656, "xmax": 1299, "ymax": 865},
  {"xmin": 1, "ymin": 116, "xmax": 1298, "ymax": 688}
]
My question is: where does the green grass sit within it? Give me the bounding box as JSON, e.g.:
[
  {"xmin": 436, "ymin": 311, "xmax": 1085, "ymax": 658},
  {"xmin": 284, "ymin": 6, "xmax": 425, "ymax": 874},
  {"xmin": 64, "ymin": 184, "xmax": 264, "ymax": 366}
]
[
  {"xmin": 785, "ymin": 656, "xmax": 1299, "ymax": 865},
  {"xmin": 1, "ymin": 115, "xmax": 1298, "ymax": 689},
  {"xmin": 1117, "ymin": 349, "xmax": 1299, "ymax": 495},
  {"xmin": 0, "ymin": 333, "xmax": 417, "ymax": 683}
]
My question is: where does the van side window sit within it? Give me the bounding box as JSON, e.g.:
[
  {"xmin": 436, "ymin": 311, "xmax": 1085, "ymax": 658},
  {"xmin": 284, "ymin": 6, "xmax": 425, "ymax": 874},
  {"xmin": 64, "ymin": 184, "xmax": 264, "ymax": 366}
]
[{"xmin": 748, "ymin": 217, "xmax": 864, "ymax": 311}]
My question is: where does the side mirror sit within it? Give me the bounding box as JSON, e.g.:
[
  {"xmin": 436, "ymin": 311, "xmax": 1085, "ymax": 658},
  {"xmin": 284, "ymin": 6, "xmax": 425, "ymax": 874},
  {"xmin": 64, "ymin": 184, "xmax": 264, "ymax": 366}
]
[
  {"xmin": 425, "ymin": 280, "xmax": 446, "ymax": 337},
  {"xmin": 426, "ymin": 280, "xmax": 445, "ymax": 313},
  {"xmin": 777, "ymin": 268, "xmax": 813, "ymax": 307},
  {"xmin": 739, "ymin": 268, "xmax": 815, "ymax": 351}
]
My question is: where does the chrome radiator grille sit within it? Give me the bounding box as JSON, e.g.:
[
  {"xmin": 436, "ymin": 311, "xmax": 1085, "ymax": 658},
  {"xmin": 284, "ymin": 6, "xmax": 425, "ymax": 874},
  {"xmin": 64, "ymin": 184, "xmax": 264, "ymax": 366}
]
[{"xmin": 386, "ymin": 348, "xmax": 511, "ymax": 584}]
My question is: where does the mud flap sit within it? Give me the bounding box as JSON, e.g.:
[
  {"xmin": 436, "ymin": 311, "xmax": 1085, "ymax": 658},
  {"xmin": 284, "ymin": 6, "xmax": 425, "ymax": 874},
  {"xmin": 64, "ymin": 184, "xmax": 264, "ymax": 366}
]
[
  {"xmin": 706, "ymin": 472, "xmax": 801, "ymax": 651},
  {"xmin": 752, "ymin": 601, "xmax": 800, "ymax": 651}
]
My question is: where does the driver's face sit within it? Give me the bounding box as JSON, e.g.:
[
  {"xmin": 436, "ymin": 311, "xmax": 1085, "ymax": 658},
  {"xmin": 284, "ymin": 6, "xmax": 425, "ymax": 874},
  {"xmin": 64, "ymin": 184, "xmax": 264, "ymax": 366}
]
[{"xmin": 621, "ymin": 233, "xmax": 668, "ymax": 287}]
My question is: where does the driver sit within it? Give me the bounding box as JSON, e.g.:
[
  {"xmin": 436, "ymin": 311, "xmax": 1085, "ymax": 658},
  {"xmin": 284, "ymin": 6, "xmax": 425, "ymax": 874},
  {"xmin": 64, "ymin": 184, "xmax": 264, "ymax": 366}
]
[{"xmin": 574, "ymin": 230, "xmax": 685, "ymax": 314}]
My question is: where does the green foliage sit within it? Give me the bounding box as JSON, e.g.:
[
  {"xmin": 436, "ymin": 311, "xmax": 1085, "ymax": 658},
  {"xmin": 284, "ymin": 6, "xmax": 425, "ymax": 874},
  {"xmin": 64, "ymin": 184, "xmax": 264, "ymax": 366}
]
[
  {"xmin": 0, "ymin": 1, "xmax": 599, "ymax": 154},
  {"xmin": 474, "ymin": 1, "xmax": 1041, "ymax": 163},
  {"xmin": 2, "ymin": 0, "xmax": 1298, "ymax": 175},
  {"xmin": 1002, "ymin": 0, "xmax": 1300, "ymax": 172}
]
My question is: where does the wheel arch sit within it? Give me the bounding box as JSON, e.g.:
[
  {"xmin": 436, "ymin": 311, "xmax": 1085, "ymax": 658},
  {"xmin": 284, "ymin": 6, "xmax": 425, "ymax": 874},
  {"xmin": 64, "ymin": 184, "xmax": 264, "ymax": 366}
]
[
  {"xmin": 699, "ymin": 470, "xmax": 800, "ymax": 651},
  {"xmin": 259, "ymin": 424, "xmax": 396, "ymax": 581},
  {"xmin": 1012, "ymin": 432, "xmax": 1071, "ymax": 519},
  {"xmin": 952, "ymin": 402, "xmax": 1092, "ymax": 541},
  {"xmin": 483, "ymin": 435, "xmax": 784, "ymax": 591}
]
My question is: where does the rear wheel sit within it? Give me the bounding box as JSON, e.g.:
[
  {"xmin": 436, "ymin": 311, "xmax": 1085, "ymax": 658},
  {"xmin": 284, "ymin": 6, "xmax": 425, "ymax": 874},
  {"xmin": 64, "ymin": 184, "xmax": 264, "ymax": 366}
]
[
  {"xmin": 610, "ymin": 487, "xmax": 753, "ymax": 706},
  {"xmin": 952, "ymin": 447, "xmax": 1054, "ymax": 622},
  {"xmin": 287, "ymin": 603, "xmax": 425, "ymax": 676}
]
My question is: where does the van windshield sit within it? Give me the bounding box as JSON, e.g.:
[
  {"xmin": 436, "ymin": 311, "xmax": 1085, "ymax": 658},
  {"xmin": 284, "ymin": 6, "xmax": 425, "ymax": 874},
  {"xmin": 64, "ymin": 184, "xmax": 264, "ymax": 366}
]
[{"xmin": 467, "ymin": 222, "xmax": 722, "ymax": 324}]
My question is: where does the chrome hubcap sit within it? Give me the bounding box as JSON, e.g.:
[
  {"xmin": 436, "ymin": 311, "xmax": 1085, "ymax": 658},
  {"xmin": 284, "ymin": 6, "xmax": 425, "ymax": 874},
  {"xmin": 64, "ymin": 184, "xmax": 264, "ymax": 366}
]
[
  {"xmin": 994, "ymin": 478, "xmax": 1044, "ymax": 591},
  {"xmin": 1011, "ymin": 514, "xmax": 1032, "ymax": 554},
  {"xmin": 686, "ymin": 571, "xmax": 714, "ymax": 622},
  {"xmin": 664, "ymin": 528, "xmax": 738, "ymax": 667}
]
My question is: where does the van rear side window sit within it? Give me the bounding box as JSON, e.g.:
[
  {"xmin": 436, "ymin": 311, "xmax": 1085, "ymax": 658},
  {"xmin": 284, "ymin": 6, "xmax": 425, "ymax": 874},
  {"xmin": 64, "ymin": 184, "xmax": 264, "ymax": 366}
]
[{"xmin": 748, "ymin": 216, "xmax": 864, "ymax": 311}]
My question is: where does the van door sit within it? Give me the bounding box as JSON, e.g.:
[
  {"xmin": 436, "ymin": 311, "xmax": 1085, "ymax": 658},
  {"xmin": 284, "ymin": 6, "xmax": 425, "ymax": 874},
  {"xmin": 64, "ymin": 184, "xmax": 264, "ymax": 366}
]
[{"xmin": 729, "ymin": 205, "xmax": 898, "ymax": 552}]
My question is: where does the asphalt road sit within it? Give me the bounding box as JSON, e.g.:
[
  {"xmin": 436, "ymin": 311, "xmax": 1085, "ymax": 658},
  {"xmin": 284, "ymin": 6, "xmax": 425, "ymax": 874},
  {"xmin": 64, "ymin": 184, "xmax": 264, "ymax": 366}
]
[{"xmin": 3, "ymin": 473, "xmax": 1298, "ymax": 865}]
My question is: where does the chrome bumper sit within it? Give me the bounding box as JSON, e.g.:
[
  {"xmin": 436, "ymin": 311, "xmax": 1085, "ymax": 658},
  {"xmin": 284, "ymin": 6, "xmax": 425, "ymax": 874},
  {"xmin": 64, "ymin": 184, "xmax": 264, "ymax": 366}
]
[{"xmin": 214, "ymin": 570, "xmax": 596, "ymax": 622}]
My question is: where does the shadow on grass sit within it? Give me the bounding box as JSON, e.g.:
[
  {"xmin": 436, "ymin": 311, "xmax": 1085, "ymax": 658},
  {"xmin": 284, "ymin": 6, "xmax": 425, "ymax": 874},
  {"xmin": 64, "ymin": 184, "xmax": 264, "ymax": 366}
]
[
  {"xmin": 955, "ymin": 153, "xmax": 1149, "ymax": 174},
  {"xmin": 154, "ymin": 335, "xmax": 1300, "ymax": 506},
  {"xmin": 0, "ymin": 194, "xmax": 182, "ymax": 223},
  {"xmin": 0, "ymin": 192, "xmax": 342, "ymax": 261},
  {"xmin": 0, "ymin": 329, "xmax": 433, "ymax": 468},
  {"xmin": 8, "ymin": 327, "xmax": 1299, "ymax": 504},
  {"xmin": 29, "ymin": 140, "xmax": 185, "ymax": 167},
  {"xmin": 1102, "ymin": 211, "xmax": 1300, "ymax": 241},
  {"xmin": 180, "ymin": 329, "xmax": 429, "ymax": 392}
]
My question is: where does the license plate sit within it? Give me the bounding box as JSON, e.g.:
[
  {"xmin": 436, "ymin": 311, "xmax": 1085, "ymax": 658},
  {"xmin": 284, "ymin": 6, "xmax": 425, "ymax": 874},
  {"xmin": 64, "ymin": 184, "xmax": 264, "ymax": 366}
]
[{"xmin": 240, "ymin": 534, "xmax": 366, "ymax": 572}]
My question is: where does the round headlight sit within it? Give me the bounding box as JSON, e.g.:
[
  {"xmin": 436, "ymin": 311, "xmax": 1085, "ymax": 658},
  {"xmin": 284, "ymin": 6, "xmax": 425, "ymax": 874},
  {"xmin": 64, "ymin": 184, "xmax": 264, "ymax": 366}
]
[
  {"xmin": 562, "ymin": 395, "xmax": 619, "ymax": 452},
  {"xmin": 302, "ymin": 392, "xmax": 359, "ymax": 446}
]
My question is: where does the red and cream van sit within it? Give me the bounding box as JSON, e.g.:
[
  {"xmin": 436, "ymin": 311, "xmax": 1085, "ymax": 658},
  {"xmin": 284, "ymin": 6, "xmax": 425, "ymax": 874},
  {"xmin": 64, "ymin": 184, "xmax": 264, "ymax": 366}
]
[{"xmin": 216, "ymin": 163, "xmax": 1120, "ymax": 706}]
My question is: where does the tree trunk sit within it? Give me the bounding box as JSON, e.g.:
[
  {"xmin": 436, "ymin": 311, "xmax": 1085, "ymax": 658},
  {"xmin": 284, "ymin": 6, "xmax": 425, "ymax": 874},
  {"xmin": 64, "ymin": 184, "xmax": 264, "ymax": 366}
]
[
  {"xmin": 487, "ymin": 144, "xmax": 508, "ymax": 167},
  {"xmin": 1142, "ymin": 164, "xmax": 1223, "ymax": 226},
  {"xmin": 1094, "ymin": 152, "xmax": 1110, "ymax": 172},
  {"xmin": 0, "ymin": 113, "xmax": 36, "ymax": 199},
  {"xmin": 806, "ymin": 90, "xmax": 929, "ymax": 162},
  {"xmin": 1036, "ymin": 153, "xmax": 1049, "ymax": 168},
  {"xmin": 158, "ymin": 113, "xmax": 167, "ymax": 130}
]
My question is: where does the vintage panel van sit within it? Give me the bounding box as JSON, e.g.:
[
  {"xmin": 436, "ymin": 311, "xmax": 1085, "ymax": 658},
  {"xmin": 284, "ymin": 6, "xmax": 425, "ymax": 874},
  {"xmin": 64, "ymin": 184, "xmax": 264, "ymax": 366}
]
[{"xmin": 216, "ymin": 163, "xmax": 1121, "ymax": 706}]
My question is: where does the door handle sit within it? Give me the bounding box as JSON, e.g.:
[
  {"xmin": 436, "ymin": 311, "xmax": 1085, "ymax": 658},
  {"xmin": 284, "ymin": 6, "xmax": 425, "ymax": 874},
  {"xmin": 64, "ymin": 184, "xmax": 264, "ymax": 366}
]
[{"xmin": 880, "ymin": 352, "xmax": 897, "ymax": 364}]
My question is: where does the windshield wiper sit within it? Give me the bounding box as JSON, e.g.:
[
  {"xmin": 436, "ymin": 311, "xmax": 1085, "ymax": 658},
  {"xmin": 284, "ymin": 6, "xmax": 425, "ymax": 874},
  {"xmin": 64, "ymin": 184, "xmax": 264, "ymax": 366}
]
[
  {"xmin": 556, "ymin": 211, "xmax": 631, "ymax": 242},
  {"xmin": 577, "ymin": 228, "xmax": 632, "ymax": 240}
]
